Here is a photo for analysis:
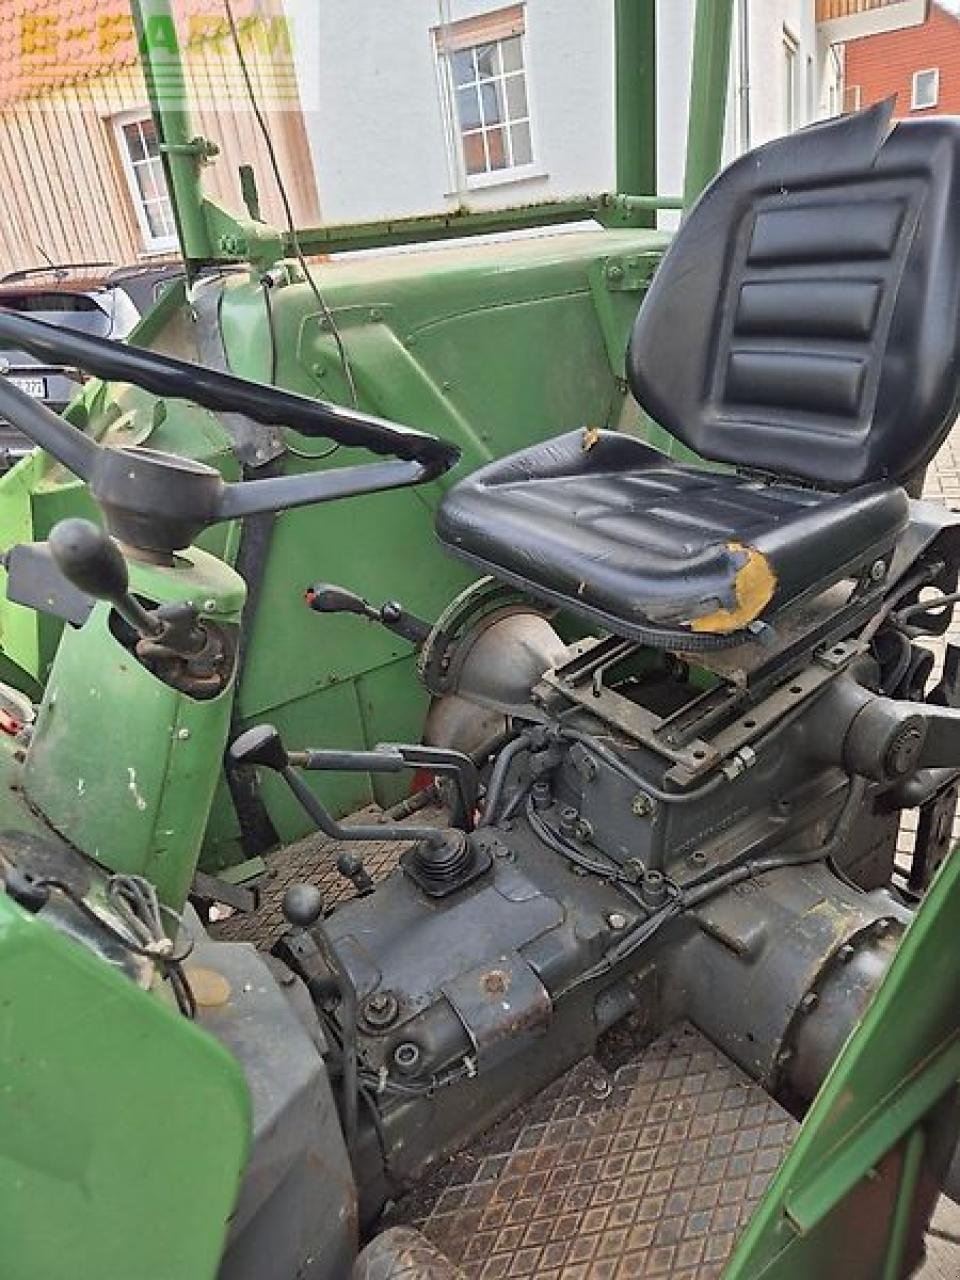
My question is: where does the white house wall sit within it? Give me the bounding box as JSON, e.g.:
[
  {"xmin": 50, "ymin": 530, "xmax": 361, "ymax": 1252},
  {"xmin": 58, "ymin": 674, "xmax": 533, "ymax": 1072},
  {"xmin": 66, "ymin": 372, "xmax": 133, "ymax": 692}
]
[{"xmin": 283, "ymin": 0, "xmax": 832, "ymax": 227}]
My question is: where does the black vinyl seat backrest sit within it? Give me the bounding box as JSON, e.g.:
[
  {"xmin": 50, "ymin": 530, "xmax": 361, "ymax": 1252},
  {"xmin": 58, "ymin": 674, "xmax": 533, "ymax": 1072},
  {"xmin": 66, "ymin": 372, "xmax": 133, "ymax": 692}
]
[{"xmin": 628, "ymin": 102, "xmax": 960, "ymax": 491}]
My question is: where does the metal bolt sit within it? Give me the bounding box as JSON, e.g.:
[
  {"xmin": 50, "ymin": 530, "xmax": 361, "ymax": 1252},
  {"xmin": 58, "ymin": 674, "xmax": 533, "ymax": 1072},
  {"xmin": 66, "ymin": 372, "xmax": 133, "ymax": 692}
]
[
  {"xmin": 311, "ymin": 362, "xmax": 326, "ymax": 378},
  {"xmin": 775, "ymin": 1047, "xmax": 793, "ymax": 1067},
  {"xmin": 531, "ymin": 781, "xmax": 552, "ymax": 811},
  {"xmin": 369, "ymin": 308, "xmax": 383, "ymax": 322},
  {"xmin": 875, "ymin": 918, "xmax": 891, "ymax": 936},
  {"xmin": 574, "ymin": 817, "xmax": 594, "ymax": 841},
  {"xmin": 362, "ymin": 990, "xmax": 400, "ymax": 1029},
  {"xmin": 632, "ymin": 792, "xmax": 655, "ymax": 817},
  {"xmin": 838, "ymin": 943, "xmax": 856, "ymax": 964},
  {"xmin": 203, "ymin": 598, "xmax": 217, "ymax": 612},
  {"xmin": 177, "ymin": 728, "xmax": 190, "ymax": 741},
  {"xmin": 558, "ymin": 806, "xmax": 579, "ymax": 837},
  {"xmin": 869, "ymin": 559, "xmax": 886, "ymax": 582},
  {"xmin": 799, "ymin": 992, "xmax": 819, "ymax": 1014},
  {"xmin": 393, "ymin": 1042, "xmax": 421, "ymax": 1073},
  {"xmin": 607, "ymin": 912, "xmax": 628, "ymax": 931}
]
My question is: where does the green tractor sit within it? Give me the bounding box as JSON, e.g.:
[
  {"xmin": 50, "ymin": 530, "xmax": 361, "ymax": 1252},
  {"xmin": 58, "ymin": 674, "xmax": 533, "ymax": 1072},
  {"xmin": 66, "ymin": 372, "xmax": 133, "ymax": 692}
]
[{"xmin": 1, "ymin": 4, "xmax": 960, "ymax": 1278}]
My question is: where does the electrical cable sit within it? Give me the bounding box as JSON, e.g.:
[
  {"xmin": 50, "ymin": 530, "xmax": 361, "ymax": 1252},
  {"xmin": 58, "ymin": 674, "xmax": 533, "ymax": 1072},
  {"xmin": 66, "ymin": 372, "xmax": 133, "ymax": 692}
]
[
  {"xmin": 860, "ymin": 562, "xmax": 944, "ymax": 644},
  {"xmin": 478, "ymin": 732, "xmax": 532, "ymax": 826},
  {"xmin": 525, "ymin": 796, "xmax": 630, "ymax": 881},
  {"xmin": 222, "ymin": 0, "xmax": 359, "ymax": 413},
  {"xmin": 263, "ymin": 274, "xmax": 340, "ymax": 462},
  {"xmin": 12, "ymin": 871, "xmax": 197, "ymax": 1017},
  {"xmin": 555, "ymin": 776, "xmax": 867, "ymax": 998}
]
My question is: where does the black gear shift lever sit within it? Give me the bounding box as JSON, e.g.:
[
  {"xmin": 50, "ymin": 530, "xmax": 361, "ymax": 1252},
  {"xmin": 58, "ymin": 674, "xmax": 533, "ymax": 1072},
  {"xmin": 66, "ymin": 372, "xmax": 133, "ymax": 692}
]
[{"xmin": 49, "ymin": 518, "xmax": 162, "ymax": 640}]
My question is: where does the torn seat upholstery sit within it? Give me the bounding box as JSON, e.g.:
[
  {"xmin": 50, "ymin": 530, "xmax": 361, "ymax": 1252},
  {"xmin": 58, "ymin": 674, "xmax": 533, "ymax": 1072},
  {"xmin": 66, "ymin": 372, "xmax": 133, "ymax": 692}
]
[{"xmin": 436, "ymin": 103, "xmax": 960, "ymax": 647}]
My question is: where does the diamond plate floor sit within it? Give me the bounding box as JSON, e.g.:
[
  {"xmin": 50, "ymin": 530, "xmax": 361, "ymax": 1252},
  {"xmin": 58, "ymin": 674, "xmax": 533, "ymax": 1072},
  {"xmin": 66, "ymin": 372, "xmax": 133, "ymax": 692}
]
[
  {"xmin": 388, "ymin": 1023, "xmax": 797, "ymax": 1280},
  {"xmin": 209, "ymin": 806, "xmax": 415, "ymax": 950}
]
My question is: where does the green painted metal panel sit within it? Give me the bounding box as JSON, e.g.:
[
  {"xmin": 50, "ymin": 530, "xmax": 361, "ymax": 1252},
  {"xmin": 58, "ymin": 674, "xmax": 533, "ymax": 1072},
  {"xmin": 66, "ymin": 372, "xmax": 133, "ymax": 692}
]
[
  {"xmin": 0, "ymin": 229, "xmax": 670, "ymax": 848},
  {"xmin": 23, "ymin": 551, "xmax": 244, "ymax": 912},
  {"xmin": 726, "ymin": 845, "xmax": 960, "ymax": 1278},
  {"xmin": 0, "ymin": 891, "xmax": 250, "ymax": 1280}
]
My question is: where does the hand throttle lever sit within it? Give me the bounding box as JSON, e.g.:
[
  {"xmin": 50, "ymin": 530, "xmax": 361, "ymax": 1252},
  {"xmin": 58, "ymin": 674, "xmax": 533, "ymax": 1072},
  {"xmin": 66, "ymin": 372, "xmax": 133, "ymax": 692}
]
[
  {"xmin": 48, "ymin": 518, "xmax": 163, "ymax": 641},
  {"xmin": 305, "ymin": 583, "xmax": 431, "ymax": 646}
]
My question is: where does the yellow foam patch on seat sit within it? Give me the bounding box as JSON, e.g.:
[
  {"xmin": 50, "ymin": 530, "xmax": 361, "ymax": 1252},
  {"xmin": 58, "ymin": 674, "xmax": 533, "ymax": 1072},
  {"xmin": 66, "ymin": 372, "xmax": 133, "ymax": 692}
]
[{"xmin": 689, "ymin": 542, "xmax": 777, "ymax": 634}]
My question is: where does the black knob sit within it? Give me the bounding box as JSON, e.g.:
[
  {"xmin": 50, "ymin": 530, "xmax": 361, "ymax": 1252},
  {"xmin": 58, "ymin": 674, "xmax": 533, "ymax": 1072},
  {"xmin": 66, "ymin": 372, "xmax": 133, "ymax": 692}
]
[
  {"xmin": 229, "ymin": 724, "xmax": 289, "ymax": 772},
  {"xmin": 337, "ymin": 851, "xmax": 375, "ymax": 896},
  {"xmin": 282, "ymin": 882, "xmax": 325, "ymax": 927},
  {"xmin": 49, "ymin": 518, "xmax": 129, "ymax": 603}
]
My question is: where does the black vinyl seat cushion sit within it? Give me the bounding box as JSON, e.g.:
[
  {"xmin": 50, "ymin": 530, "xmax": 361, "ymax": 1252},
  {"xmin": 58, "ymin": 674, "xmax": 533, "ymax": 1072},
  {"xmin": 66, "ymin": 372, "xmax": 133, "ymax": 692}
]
[{"xmin": 436, "ymin": 430, "xmax": 909, "ymax": 645}]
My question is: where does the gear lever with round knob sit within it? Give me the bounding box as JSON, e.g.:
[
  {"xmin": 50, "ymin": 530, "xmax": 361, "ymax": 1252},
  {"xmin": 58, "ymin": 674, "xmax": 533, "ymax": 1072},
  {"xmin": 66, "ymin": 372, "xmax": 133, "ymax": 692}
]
[
  {"xmin": 48, "ymin": 517, "xmax": 209, "ymax": 661},
  {"xmin": 336, "ymin": 851, "xmax": 375, "ymax": 897},
  {"xmin": 49, "ymin": 517, "xmax": 163, "ymax": 640},
  {"xmin": 281, "ymin": 882, "xmax": 325, "ymax": 928}
]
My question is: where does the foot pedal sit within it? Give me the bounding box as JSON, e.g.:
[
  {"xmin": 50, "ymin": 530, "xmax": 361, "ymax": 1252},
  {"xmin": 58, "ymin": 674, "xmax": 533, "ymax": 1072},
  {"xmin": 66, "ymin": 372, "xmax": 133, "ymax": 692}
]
[{"xmin": 390, "ymin": 1023, "xmax": 797, "ymax": 1277}]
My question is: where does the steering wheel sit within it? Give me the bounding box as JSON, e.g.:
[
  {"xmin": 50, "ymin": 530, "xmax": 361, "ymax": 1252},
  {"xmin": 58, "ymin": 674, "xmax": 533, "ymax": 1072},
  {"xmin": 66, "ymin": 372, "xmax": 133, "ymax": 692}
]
[{"xmin": 0, "ymin": 310, "xmax": 461, "ymax": 554}]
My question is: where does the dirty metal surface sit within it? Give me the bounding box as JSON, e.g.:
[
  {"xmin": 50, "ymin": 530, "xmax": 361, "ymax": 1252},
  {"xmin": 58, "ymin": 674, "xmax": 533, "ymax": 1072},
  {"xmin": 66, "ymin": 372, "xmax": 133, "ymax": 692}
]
[
  {"xmin": 208, "ymin": 807, "xmax": 419, "ymax": 950},
  {"xmin": 388, "ymin": 1023, "xmax": 797, "ymax": 1280}
]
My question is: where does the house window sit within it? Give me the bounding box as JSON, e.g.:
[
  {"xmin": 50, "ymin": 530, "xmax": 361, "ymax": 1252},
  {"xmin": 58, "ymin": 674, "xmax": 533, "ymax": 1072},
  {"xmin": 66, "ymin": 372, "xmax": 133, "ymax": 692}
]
[
  {"xmin": 912, "ymin": 68, "xmax": 939, "ymax": 111},
  {"xmin": 114, "ymin": 114, "xmax": 178, "ymax": 254},
  {"xmin": 782, "ymin": 28, "xmax": 799, "ymax": 132},
  {"xmin": 842, "ymin": 84, "xmax": 862, "ymax": 114},
  {"xmin": 435, "ymin": 5, "xmax": 534, "ymax": 184}
]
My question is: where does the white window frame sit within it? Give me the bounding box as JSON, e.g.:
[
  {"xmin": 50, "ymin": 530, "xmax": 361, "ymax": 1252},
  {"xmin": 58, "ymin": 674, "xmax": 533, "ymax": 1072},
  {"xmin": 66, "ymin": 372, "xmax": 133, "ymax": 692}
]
[
  {"xmin": 912, "ymin": 67, "xmax": 940, "ymax": 111},
  {"xmin": 113, "ymin": 111, "xmax": 178, "ymax": 255},
  {"xmin": 782, "ymin": 26, "xmax": 800, "ymax": 133},
  {"xmin": 434, "ymin": 7, "xmax": 541, "ymax": 193}
]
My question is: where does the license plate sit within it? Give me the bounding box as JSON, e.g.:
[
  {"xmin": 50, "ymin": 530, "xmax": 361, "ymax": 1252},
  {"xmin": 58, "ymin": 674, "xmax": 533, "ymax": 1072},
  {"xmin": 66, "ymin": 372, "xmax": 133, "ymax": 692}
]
[{"xmin": 7, "ymin": 376, "xmax": 47, "ymax": 399}]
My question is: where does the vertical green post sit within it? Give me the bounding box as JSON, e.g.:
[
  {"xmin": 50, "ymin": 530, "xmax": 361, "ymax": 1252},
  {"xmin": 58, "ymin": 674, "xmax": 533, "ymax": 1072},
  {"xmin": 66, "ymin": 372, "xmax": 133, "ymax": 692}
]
[
  {"xmin": 881, "ymin": 1128, "xmax": 926, "ymax": 1280},
  {"xmin": 683, "ymin": 0, "xmax": 735, "ymax": 208},
  {"xmin": 129, "ymin": 0, "xmax": 214, "ymax": 264},
  {"xmin": 615, "ymin": 0, "xmax": 657, "ymax": 227}
]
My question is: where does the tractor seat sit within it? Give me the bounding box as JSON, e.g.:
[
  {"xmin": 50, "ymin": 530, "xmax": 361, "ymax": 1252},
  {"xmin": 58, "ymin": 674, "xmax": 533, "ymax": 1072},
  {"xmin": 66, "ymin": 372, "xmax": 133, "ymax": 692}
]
[
  {"xmin": 436, "ymin": 430, "xmax": 907, "ymax": 645},
  {"xmin": 437, "ymin": 104, "xmax": 960, "ymax": 648}
]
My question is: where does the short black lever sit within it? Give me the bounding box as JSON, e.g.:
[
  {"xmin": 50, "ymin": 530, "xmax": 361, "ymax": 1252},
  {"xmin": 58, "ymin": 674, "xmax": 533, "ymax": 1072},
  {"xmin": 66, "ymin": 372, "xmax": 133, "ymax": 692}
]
[
  {"xmin": 48, "ymin": 518, "xmax": 162, "ymax": 641},
  {"xmin": 337, "ymin": 851, "xmax": 375, "ymax": 897},
  {"xmin": 48, "ymin": 518, "xmax": 206, "ymax": 658},
  {"xmin": 305, "ymin": 583, "xmax": 431, "ymax": 646},
  {"xmin": 229, "ymin": 723, "xmax": 461, "ymax": 844}
]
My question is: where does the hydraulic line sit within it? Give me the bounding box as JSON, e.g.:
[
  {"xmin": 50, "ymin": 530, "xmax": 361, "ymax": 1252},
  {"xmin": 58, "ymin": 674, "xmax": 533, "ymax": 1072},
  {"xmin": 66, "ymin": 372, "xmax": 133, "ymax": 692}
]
[
  {"xmin": 478, "ymin": 732, "xmax": 533, "ymax": 826},
  {"xmin": 555, "ymin": 776, "xmax": 866, "ymax": 997}
]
